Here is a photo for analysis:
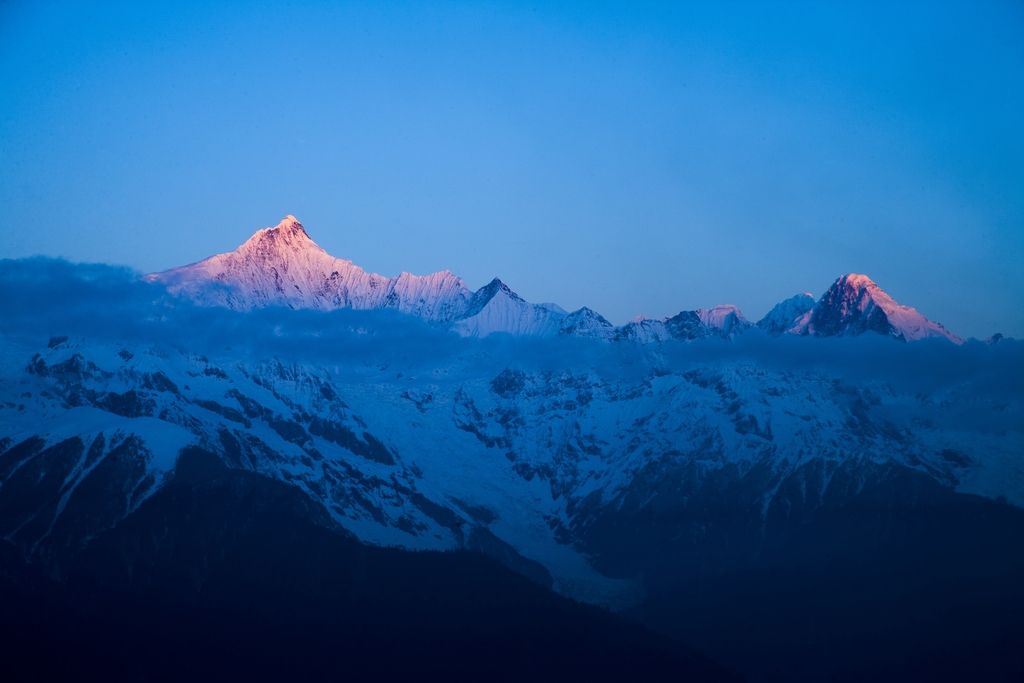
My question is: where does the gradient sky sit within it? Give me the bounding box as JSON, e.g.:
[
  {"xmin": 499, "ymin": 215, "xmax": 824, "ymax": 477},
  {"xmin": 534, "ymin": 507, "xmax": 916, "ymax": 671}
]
[{"xmin": 1, "ymin": 0, "xmax": 1021, "ymax": 338}]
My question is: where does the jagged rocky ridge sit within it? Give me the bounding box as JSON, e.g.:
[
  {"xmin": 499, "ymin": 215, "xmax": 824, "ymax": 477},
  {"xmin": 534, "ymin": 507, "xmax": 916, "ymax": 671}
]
[{"xmin": 145, "ymin": 216, "xmax": 964, "ymax": 344}]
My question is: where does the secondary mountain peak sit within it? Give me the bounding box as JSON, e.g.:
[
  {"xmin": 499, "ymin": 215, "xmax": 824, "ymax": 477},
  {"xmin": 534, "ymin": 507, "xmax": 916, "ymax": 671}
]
[
  {"xmin": 757, "ymin": 293, "xmax": 815, "ymax": 337},
  {"xmin": 759, "ymin": 273, "xmax": 963, "ymax": 344},
  {"xmin": 696, "ymin": 305, "xmax": 750, "ymax": 336}
]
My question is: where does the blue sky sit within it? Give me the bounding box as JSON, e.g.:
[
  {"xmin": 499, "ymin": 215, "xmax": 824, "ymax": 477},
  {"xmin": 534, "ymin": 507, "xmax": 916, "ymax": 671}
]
[{"xmin": 1, "ymin": 0, "xmax": 1021, "ymax": 338}]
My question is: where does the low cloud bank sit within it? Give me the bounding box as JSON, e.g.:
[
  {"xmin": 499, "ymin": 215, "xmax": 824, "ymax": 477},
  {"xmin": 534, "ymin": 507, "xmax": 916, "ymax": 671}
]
[
  {"xmin": 0, "ymin": 258, "xmax": 469, "ymax": 368},
  {"xmin": 1, "ymin": 259, "xmax": 1020, "ymax": 414},
  {"xmin": 668, "ymin": 329, "xmax": 1022, "ymax": 400}
]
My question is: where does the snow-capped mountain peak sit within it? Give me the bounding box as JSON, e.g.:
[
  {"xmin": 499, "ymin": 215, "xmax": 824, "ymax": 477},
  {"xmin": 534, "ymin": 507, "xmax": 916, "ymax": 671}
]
[
  {"xmin": 805, "ymin": 273, "xmax": 963, "ymax": 344},
  {"xmin": 145, "ymin": 217, "xmax": 579, "ymax": 336},
  {"xmin": 756, "ymin": 293, "xmax": 815, "ymax": 337},
  {"xmin": 451, "ymin": 277, "xmax": 572, "ymax": 337},
  {"xmin": 267, "ymin": 214, "xmax": 311, "ymax": 237},
  {"xmin": 144, "ymin": 216, "xmax": 399, "ymax": 313},
  {"xmin": 559, "ymin": 307, "xmax": 614, "ymax": 336},
  {"xmin": 696, "ymin": 305, "xmax": 750, "ymax": 336},
  {"xmin": 235, "ymin": 215, "xmax": 324, "ymax": 259}
]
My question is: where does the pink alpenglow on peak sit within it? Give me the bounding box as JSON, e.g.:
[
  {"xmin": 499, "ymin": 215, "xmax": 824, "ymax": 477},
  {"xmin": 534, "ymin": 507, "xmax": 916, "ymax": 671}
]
[
  {"xmin": 144, "ymin": 216, "xmax": 474, "ymax": 321},
  {"xmin": 696, "ymin": 305, "xmax": 750, "ymax": 335},
  {"xmin": 804, "ymin": 274, "xmax": 963, "ymax": 344},
  {"xmin": 756, "ymin": 277, "xmax": 962, "ymax": 343},
  {"xmin": 143, "ymin": 216, "xmax": 616, "ymax": 338}
]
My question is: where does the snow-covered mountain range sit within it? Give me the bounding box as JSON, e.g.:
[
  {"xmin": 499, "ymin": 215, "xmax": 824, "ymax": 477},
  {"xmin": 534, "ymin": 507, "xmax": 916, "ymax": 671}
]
[
  {"xmin": 145, "ymin": 216, "xmax": 964, "ymax": 344},
  {"xmin": 2, "ymin": 331, "xmax": 1018, "ymax": 606},
  {"xmin": 1, "ymin": 215, "xmax": 1018, "ymax": 681}
]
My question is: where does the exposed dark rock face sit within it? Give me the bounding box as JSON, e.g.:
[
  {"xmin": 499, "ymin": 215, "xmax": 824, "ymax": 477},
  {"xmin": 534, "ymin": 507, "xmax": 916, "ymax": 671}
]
[
  {"xmin": 809, "ymin": 275, "xmax": 893, "ymax": 338},
  {"xmin": 665, "ymin": 310, "xmax": 715, "ymax": 340}
]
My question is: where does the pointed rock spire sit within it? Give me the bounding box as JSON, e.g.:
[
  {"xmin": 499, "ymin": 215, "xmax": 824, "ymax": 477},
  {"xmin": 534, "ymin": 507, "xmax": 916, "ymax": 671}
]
[{"xmin": 806, "ymin": 274, "xmax": 962, "ymax": 343}]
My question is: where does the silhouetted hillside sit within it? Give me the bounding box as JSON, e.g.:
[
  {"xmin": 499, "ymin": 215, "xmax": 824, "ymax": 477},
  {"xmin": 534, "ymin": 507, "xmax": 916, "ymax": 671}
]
[{"xmin": 0, "ymin": 447, "xmax": 740, "ymax": 683}]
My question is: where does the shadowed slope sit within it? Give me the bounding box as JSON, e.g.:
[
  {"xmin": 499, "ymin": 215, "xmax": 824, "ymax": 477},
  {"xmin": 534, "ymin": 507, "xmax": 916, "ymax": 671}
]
[{"xmin": 0, "ymin": 447, "xmax": 741, "ymax": 683}]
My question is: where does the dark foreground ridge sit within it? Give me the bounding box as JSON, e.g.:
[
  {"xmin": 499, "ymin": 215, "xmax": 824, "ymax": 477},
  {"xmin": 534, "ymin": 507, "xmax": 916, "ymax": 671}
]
[
  {"xmin": 615, "ymin": 463, "xmax": 1024, "ymax": 682},
  {"xmin": 0, "ymin": 447, "xmax": 740, "ymax": 683}
]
